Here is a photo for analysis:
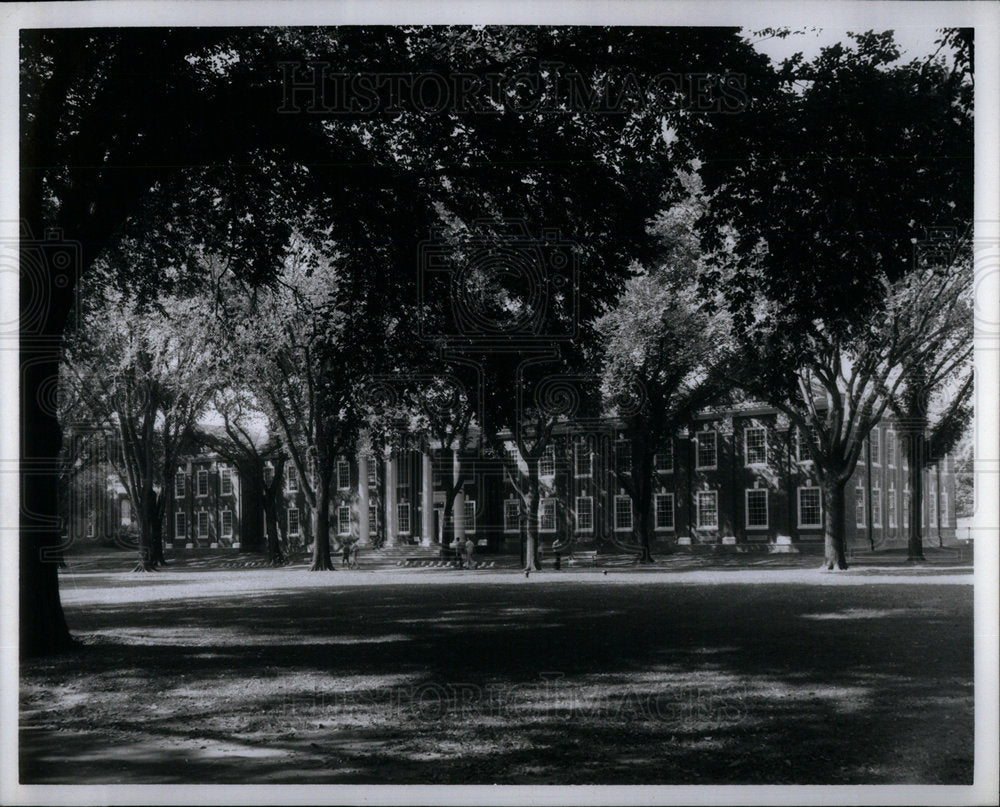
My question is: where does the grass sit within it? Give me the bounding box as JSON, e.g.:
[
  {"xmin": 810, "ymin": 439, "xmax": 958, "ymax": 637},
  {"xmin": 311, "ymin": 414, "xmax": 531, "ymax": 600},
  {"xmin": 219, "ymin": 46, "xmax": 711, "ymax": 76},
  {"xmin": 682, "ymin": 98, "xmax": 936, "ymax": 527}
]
[{"xmin": 20, "ymin": 548, "xmax": 974, "ymax": 784}]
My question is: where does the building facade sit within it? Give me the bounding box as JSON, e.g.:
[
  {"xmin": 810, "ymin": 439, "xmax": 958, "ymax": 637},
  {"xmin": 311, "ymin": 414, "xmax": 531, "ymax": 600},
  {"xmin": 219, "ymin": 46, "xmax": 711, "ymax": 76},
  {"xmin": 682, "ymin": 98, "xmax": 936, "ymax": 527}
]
[{"xmin": 68, "ymin": 408, "xmax": 959, "ymax": 553}]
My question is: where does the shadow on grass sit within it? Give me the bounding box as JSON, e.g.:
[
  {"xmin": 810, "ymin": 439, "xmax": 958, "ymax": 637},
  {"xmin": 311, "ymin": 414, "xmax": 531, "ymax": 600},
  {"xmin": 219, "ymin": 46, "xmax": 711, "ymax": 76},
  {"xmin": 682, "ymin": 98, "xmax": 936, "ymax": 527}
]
[{"xmin": 21, "ymin": 578, "xmax": 973, "ymax": 785}]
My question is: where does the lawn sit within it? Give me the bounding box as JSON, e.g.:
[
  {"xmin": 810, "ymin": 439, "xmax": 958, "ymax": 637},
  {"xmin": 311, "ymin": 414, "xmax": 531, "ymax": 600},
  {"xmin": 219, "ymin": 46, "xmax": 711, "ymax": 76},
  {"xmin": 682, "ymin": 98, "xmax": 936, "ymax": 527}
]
[{"xmin": 20, "ymin": 554, "xmax": 974, "ymax": 785}]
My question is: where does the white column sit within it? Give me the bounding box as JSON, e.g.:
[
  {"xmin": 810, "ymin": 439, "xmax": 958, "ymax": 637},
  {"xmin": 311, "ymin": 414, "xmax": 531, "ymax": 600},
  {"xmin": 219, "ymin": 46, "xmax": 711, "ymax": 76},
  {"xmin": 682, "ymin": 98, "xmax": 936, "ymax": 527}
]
[
  {"xmin": 453, "ymin": 450, "xmax": 466, "ymax": 545},
  {"xmin": 421, "ymin": 450, "xmax": 434, "ymax": 546},
  {"xmin": 358, "ymin": 454, "xmax": 370, "ymax": 546},
  {"xmin": 385, "ymin": 453, "xmax": 398, "ymax": 546}
]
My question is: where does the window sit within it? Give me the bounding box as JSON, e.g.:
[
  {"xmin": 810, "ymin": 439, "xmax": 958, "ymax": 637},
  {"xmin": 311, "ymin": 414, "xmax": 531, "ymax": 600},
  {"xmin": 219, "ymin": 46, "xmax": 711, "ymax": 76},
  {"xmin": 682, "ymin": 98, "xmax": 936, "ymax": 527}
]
[
  {"xmin": 287, "ymin": 507, "xmax": 300, "ymax": 536},
  {"xmin": 872, "ymin": 487, "xmax": 882, "ymax": 527},
  {"xmin": 574, "ymin": 442, "xmax": 592, "ymax": 477},
  {"xmin": 198, "ymin": 510, "xmax": 210, "ymax": 538},
  {"xmin": 286, "ymin": 464, "xmax": 298, "ymax": 492},
  {"xmin": 696, "ymin": 430, "xmax": 717, "ymax": 469},
  {"xmin": 796, "ymin": 427, "xmax": 820, "ymax": 463},
  {"xmin": 263, "ymin": 464, "xmax": 274, "ymax": 486},
  {"xmin": 903, "ymin": 489, "xmax": 910, "ymax": 529},
  {"xmin": 696, "ymin": 491, "xmax": 718, "ymax": 530},
  {"xmin": 928, "ymin": 490, "xmax": 937, "ymax": 527},
  {"xmin": 175, "ymin": 512, "xmax": 187, "ymax": 539},
  {"xmin": 503, "ymin": 499, "xmax": 520, "ymax": 533},
  {"xmin": 615, "ymin": 439, "xmax": 632, "ymax": 474},
  {"xmin": 575, "ymin": 496, "xmax": 594, "ymax": 532},
  {"xmin": 368, "ymin": 504, "xmax": 378, "ymax": 536},
  {"xmin": 654, "ymin": 441, "xmax": 674, "ymax": 473},
  {"xmin": 398, "ymin": 502, "xmax": 411, "ymax": 535},
  {"xmin": 745, "ymin": 489, "xmax": 768, "ymax": 530},
  {"xmin": 221, "ymin": 509, "xmax": 233, "ymax": 537},
  {"xmin": 464, "ymin": 500, "xmax": 476, "ymax": 533},
  {"xmin": 871, "ymin": 429, "xmax": 881, "ymax": 465},
  {"xmin": 337, "ymin": 458, "xmax": 350, "ymax": 490},
  {"xmin": 367, "ymin": 457, "xmax": 377, "ymax": 489},
  {"xmin": 886, "ymin": 430, "xmax": 896, "ymax": 468},
  {"xmin": 540, "ymin": 498, "xmax": 557, "ymax": 533},
  {"xmin": 614, "ymin": 495, "xmax": 633, "ymax": 532},
  {"xmin": 120, "ymin": 498, "xmax": 131, "ymax": 526},
  {"xmin": 798, "ymin": 487, "xmax": 822, "ymax": 529},
  {"xmin": 197, "ymin": 469, "xmax": 208, "ymax": 497},
  {"xmin": 654, "ymin": 493, "xmax": 675, "ymax": 531},
  {"xmin": 888, "ymin": 479, "xmax": 897, "ymax": 528},
  {"xmin": 220, "ymin": 466, "xmax": 232, "ymax": 496},
  {"xmin": 744, "ymin": 427, "xmax": 767, "ymax": 466},
  {"xmin": 338, "ymin": 505, "xmax": 351, "ymax": 535},
  {"xmin": 941, "ymin": 491, "xmax": 949, "ymax": 524},
  {"xmin": 855, "ymin": 487, "xmax": 866, "ymax": 528},
  {"xmin": 174, "ymin": 471, "xmax": 185, "ymax": 498},
  {"xmin": 538, "ymin": 444, "xmax": 556, "ymax": 477}
]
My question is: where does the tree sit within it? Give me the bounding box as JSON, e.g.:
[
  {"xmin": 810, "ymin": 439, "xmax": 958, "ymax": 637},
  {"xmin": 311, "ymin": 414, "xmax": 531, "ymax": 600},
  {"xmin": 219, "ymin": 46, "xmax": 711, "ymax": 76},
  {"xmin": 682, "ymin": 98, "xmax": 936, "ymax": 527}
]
[
  {"xmin": 21, "ymin": 25, "xmax": 771, "ymax": 648},
  {"xmin": 893, "ymin": 236, "xmax": 973, "ymax": 561},
  {"xmin": 598, "ymin": 193, "xmax": 732, "ymax": 562},
  {"xmin": 61, "ymin": 273, "xmax": 217, "ymax": 571},
  {"xmin": 201, "ymin": 391, "xmax": 289, "ymax": 565},
  {"xmin": 695, "ymin": 32, "xmax": 973, "ymax": 569}
]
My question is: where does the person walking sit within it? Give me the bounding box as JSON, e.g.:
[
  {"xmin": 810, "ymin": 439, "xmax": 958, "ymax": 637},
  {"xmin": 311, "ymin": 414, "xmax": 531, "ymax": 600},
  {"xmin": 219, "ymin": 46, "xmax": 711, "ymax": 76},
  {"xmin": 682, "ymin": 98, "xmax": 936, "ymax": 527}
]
[{"xmin": 465, "ymin": 537, "xmax": 476, "ymax": 570}]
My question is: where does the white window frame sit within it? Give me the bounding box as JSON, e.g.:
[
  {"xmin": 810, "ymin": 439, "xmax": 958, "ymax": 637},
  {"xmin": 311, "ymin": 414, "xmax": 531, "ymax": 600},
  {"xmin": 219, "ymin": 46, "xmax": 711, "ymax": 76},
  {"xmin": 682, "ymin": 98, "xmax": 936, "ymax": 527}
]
[
  {"xmin": 287, "ymin": 507, "xmax": 300, "ymax": 537},
  {"xmin": 871, "ymin": 429, "xmax": 881, "ymax": 466},
  {"xmin": 887, "ymin": 430, "xmax": 896, "ymax": 469},
  {"xmin": 503, "ymin": 499, "xmax": 520, "ymax": 533},
  {"xmin": 539, "ymin": 445, "xmax": 556, "ymax": 478},
  {"xmin": 574, "ymin": 442, "xmax": 592, "ymax": 478},
  {"xmin": 464, "ymin": 499, "xmax": 477, "ymax": 534},
  {"xmin": 796, "ymin": 427, "xmax": 819, "ymax": 464},
  {"xmin": 614, "ymin": 495, "xmax": 633, "ymax": 532},
  {"xmin": 221, "ymin": 508, "xmax": 233, "ymax": 537},
  {"xmin": 744, "ymin": 427, "xmax": 767, "ymax": 467},
  {"xmin": 696, "ymin": 490, "xmax": 719, "ymax": 530},
  {"xmin": 695, "ymin": 430, "xmax": 718, "ymax": 470},
  {"xmin": 368, "ymin": 503, "xmax": 378, "ymax": 537},
  {"xmin": 196, "ymin": 469, "xmax": 209, "ymax": 497},
  {"xmin": 539, "ymin": 498, "xmax": 557, "ymax": 533},
  {"xmin": 174, "ymin": 471, "xmax": 185, "ymax": 498},
  {"xmin": 575, "ymin": 495, "xmax": 594, "ymax": 533},
  {"xmin": 744, "ymin": 488, "xmax": 769, "ymax": 530},
  {"xmin": 286, "ymin": 464, "xmax": 298, "ymax": 492},
  {"xmin": 654, "ymin": 492, "xmax": 675, "ymax": 531},
  {"xmin": 337, "ymin": 458, "xmax": 351, "ymax": 490},
  {"xmin": 888, "ymin": 478, "xmax": 897, "ymax": 528},
  {"xmin": 654, "ymin": 441, "xmax": 674, "ymax": 473},
  {"xmin": 220, "ymin": 466, "xmax": 233, "ymax": 496},
  {"xmin": 872, "ymin": 487, "xmax": 882, "ymax": 528},
  {"xmin": 367, "ymin": 457, "xmax": 377, "ymax": 489},
  {"xmin": 398, "ymin": 501, "xmax": 411, "ymax": 535},
  {"xmin": 198, "ymin": 510, "xmax": 210, "ymax": 539},
  {"xmin": 338, "ymin": 505, "xmax": 352, "ymax": 536},
  {"xmin": 175, "ymin": 511, "xmax": 187, "ymax": 539},
  {"xmin": 855, "ymin": 487, "xmax": 866, "ymax": 528},
  {"xmin": 797, "ymin": 486, "xmax": 823, "ymax": 529},
  {"xmin": 615, "ymin": 439, "xmax": 632, "ymax": 475}
]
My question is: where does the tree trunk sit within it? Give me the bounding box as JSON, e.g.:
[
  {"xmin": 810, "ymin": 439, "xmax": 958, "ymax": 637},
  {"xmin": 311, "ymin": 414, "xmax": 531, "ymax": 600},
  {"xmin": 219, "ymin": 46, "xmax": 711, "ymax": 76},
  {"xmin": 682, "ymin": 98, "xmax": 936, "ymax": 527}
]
[
  {"xmin": 822, "ymin": 479, "xmax": 849, "ymax": 570},
  {"xmin": 524, "ymin": 472, "xmax": 541, "ymax": 572},
  {"xmin": 634, "ymin": 448, "xmax": 654, "ymax": 563},
  {"xmin": 21, "ymin": 349, "xmax": 76, "ymax": 656},
  {"xmin": 906, "ymin": 430, "xmax": 926, "ymax": 562},
  {"xmin": 150, "ymin": 492, "xmax": 166, "ymax": 567},
  {"xmin": 134, "ymin": 512, "xmax": 156, "ymax": 571},
  {"xmin": 310, "ymin": 479, "xmax": 334, "ymax": 570}
]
